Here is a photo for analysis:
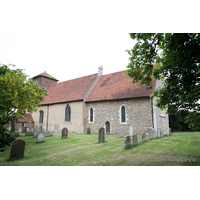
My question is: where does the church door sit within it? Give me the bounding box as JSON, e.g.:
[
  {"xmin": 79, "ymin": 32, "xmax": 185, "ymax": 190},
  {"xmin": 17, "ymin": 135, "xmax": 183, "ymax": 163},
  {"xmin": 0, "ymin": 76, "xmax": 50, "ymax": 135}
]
[{"xmin": 106, "ymin": 121, "xmax": 110, "ymax": 134}]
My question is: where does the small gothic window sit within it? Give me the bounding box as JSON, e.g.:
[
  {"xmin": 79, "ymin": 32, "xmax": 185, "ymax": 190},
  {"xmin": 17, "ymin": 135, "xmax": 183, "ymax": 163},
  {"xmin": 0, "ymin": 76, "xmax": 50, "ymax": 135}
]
[
  {"xmin": 121, "ymin": 106, "xmax": 126, "ymax": 123},
  {"xmin": 39, "ymin": 110, "xmax": 44, "ymax": 124},
  {"xmin": 90, "ymin": 108, "xmax": 93, "ymax": 122},
  {"xmin": 65, "ymin": 105, "xmax": 71, "ymax": 121}
]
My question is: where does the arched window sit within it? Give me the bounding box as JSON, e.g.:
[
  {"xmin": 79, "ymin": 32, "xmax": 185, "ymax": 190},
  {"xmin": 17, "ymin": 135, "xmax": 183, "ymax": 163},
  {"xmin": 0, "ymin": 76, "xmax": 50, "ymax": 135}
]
[
  {"xmin": 65, "ymin": 105, "xmax": 71, "ymax": 121},
  {"xmin": 39, "ymin": 110, "xmax": 44, "ymax": 124},
  {"xmin": 90, "ymin": 108, "xmax": 93, "ymax": 122},
  {"xmin": 121, "ymin": 106, "xmax": 126, "ymax": 123}
]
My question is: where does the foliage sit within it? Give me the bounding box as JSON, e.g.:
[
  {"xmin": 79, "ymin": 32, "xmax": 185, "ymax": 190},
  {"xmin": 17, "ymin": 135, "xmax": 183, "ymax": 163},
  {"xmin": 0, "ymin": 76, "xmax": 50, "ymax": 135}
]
[
  {"xmin": 126, "ymin": 33, "xmax": 200, "ymax": 130},
  {"xmin": 0, "ymin": 64, "xmax": 48, "ymax": 151}
]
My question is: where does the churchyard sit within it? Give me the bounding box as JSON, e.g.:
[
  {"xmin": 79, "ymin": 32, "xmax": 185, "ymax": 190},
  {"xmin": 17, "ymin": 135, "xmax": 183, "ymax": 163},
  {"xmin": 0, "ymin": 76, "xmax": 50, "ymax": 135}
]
[{"xmin": 0, "ymin": 130, "xmax": 200, "ymax": 166}]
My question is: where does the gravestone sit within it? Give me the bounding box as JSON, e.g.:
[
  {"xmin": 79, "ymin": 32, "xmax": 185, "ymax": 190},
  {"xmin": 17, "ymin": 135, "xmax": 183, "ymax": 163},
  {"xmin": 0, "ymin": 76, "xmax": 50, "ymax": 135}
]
[
  {"xmin": 132, "ymin": 134, "xmax": 138, "ymax": 145},
  {"xmin": 169, "ymin": 128, "xmax": 172, "ymax": 135},
  {"xmin": 46, "ymin": 130, "xmax": 53, "ymax": 137},
  {"xmin": 78, "ymin": 125, "xmax": 84, "ymax": 134},
  {"xmin": 9, "ymin": 139, "xmax": 25, "ymax": 159},
  {"xmin": 54, "ymin": 124, "xmax": 59, "ymax": 132},
  {"xmin": 14, "ymin": 124, "xmax": 20, "ymax": 137},
  {"xmin": 149, "ymin": 128, "xmax": 155, "ymax": 139},
  {"xmin": 62, "ymin": 127, "xmax": 68, "ymax": 139},
  {"xmin": 33, "ymin": 125, "xmax": 40, "ymax": 134},
  {"xmin": 157, "ymin": 128, "xmax": 161, "ymax": 137},
  {"xmin": 142, "ymin": 133, "xmax": 146, "ymax": 142},
  {"xmin": 129, "ymin": 126, "xmax": 133, "ymax": 136},
  {"xmin": 10, "ymin": 116, "xmax": 18, "ymax": 136},
  {"xmin": 160, "ymin": 128, "xmax": 163, "ymax": 137},
  {"xmin": 36, "ymin": 131, "xmax": 45, "ymax": 143},
  {"xmin": 120, "ymin": 126, "xmax": 124, "ymax": 137},
  {"xmin": 98, "ymin": 127, "xmax": 105, "ymax": 143},
  {"xmin": 22, "ymin": 127, "xmax": 27, "ymax": 133},
  {"xmin": 124, "ymin": 135, "xmax": 131, "ymax": 148},
  {"xmin": 87, "ymin": 128, "xmax": 91, "ymax": 134}
]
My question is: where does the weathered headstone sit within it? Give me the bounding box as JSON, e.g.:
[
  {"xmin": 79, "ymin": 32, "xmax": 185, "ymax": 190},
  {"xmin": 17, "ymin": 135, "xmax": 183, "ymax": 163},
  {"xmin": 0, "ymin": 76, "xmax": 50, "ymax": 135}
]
[
  {"xmin": 36, "ymin": 131, "xmax": 45, "ymax": 143},
  {"xmin": 120, "ymin": 126, "xmax": 124, "ymax": 137},
  {"xmin": 98, "ymin": 127, "xmax": 105, "ymax": 143},
  {"xmin": 10, "ymin": 116, "xmax": 18, "ymax": 135},
  {"xmin": 129, "ymin": 126, "xmax": 133, "ymax": 136},
  {"xmin": 87, "ymin": 128, "xmax": 91, "ymax": 134},
  {"xmin": 142, "ymin": 133, "xmax": 146, "ymax": 142},
  {"xmin": 124, "ymin": 135, "xmax": 131, "ymax": 148},
  {"xmin": 22, "ymin": 127, "xmax": 27, "ymax": 133},
  {"xmin": 62, "ymin": 127, "xmax": 68, "ymax": 139},
  {"xmin": 169, "ymin": 128, "xmax": 172, "ymax": 135},
  {"xmin": 160, "ymin": 128, "xmax": 163, "ymax": 137},
  {"xmin": 33, "ymin": 125, "xmax": 40, "ymax": 134},
  {"xmin": 54, "ymin": 124, "xmax": 59, "ymax": 132},
  {"xmin": 132, "ymin": 134, "xmax": 138, "ymax": 145},
  {"xmin": 46, "ymin": 130, "xmax": 53, "ymax": 137},
  {"xmin": 149, "ymin": 128, "xmax": 156, "ymax": 139},
  {"xmin": 78, "ymin": 125, "xmax": 84, "ymax": 134},
  {"xmin": 157, "ymin": 128, "xmax": 161, "ymax": 137},
  {"xmin": 9, "ymin": 139, "xmax": 25, "ymax": 159},
  {"xmin": 14, "ymin": 124, "xmax": 20, "ymax": 137}
]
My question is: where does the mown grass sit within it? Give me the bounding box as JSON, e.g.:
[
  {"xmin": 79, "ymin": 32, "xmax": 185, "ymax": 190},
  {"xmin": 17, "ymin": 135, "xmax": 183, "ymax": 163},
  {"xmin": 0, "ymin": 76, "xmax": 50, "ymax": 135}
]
[{"xmin": 0, "ymin": 132, "xmax": 200, "ymax": 166}]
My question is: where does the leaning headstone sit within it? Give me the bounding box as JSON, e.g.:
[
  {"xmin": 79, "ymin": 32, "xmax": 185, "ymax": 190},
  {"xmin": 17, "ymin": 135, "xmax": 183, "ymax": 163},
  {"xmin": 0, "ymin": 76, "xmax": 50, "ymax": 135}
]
[
  {"xmin": 54, "ymin": 124, "xmax": 59, "ymax": 132},
  {"xmin": 87, "ymin": 128, "xmax": 91, "ymax": 134},
  {"xmin": 142, "ymin": 133, "xmax": 146, "ymax": 142},
  {"xmin": 78, "ymin": 125, "xmax": 84, "ymax": 134},
  {"xmin": 133, "ymin": 134, "xmax": 138, "ymax": 145},
  {"xmin": 9, "ymin": 139, "xmax": 25, "ymax": 159},
  {"xmin": 98, "ymin": 127, "xmax": 105, "ymax": 143},
  {"xmin": 129, "ymin": 126, "xmax": 133, "ymax": 137},
  {"xmin": 46, "ymin": 130, "xmax": 53, "ymax": 137},
  {"xmin": 62, "ymin": 127, "xmax": 68, "ymax": 139},
  {"xmin": 157, "ymin": 128, "xmax": 161, "ymax": 137},
  {"xmin": 22, "ymin": 127, "xmax": 27, "ymax": 133},
  {"xmin": 36, "ymin": 131, "xmax": 45, "ymax": 143},
  {"xmin": 124, "ymin": 135, "xmax": 131, "ymax": 148},
  {"xmin": 120, "ymin": 126, "xmax": 124, "ymax": 137}
]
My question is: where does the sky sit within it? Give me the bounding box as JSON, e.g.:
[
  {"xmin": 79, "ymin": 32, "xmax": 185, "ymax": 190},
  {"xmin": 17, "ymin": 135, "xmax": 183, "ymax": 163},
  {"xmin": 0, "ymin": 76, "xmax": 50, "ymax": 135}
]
[{"xmin": 0, "ymin": 32, "xmax": 136, "ymax": 82}]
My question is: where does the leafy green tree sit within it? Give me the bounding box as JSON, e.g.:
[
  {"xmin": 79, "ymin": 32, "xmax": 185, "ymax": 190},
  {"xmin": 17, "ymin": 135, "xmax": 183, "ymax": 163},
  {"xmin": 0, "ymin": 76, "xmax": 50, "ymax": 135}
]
[
  {"xmin": 0, "ymin": 64, "xmax": 48, "ymax": 151},
  {"xmin": 126, "ymin": 33, "xmax": 200, "ymax": 130}
]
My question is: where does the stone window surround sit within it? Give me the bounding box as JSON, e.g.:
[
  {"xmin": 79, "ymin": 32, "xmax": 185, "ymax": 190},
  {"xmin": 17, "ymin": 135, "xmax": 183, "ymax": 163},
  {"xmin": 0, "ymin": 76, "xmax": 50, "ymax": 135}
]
[
  {"xmin": 39, "ymin": 109, "xmax": 44, "ymax": 124},
  {"xmin": 89, "ymin": 107, "xmax": 95, "ymax": 123},
  {"xmin": 65, "ymin": 104, "xmax": 71, "ymax": 122},
  {"xmin": 119, "ymin": 104, "xmax": 128, "ymax": 124}
]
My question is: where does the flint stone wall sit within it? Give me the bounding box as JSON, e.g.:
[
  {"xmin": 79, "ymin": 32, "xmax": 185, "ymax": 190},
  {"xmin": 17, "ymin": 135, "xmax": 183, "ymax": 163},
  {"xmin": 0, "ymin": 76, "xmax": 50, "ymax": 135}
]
[{"xmin": 86, "ymin": 98, "xmax": 153, "ymax": 135}]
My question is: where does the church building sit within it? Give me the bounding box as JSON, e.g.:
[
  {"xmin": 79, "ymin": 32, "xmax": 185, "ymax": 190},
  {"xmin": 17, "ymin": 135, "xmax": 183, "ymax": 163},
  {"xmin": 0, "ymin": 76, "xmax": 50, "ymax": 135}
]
[{"xmin": 31, "ymin": 67, "xmax": 169, "ymax": 135}]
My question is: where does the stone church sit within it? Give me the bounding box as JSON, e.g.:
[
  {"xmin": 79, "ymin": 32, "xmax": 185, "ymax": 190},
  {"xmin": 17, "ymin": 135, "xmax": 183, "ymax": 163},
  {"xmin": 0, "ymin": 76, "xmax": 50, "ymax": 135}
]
[{"xmin": 31, "ymin": 67, "xmax": 169, "ymax": 135}]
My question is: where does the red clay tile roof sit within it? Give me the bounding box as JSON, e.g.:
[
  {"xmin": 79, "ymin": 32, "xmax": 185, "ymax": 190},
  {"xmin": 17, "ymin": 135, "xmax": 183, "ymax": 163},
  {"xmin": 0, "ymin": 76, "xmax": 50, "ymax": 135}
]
[
  {"xmin": 32, "ymin": 72, "xmax": 59, "ymax": 81},
  {"xmin": 17, "ymin": 113, "xmax": 34, "ymax": 123},
  {"xmin": 85, "ymin": 70, "xmax": 156, "ymax": 102},
  {"xmin": 41, "ymin": 73, "xmax": 98, "ymax": 105}
]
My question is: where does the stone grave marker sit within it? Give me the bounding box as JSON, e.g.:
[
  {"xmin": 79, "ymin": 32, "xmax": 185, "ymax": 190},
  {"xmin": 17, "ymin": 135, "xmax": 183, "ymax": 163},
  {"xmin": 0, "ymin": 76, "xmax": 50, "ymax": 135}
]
[
  {"xmin": 36, "ymin": 131, "xmax": 45, "ymax": 143},
  {"xmin": 149, "ymin": 128, "xmax": 154, "ymax": 139},
  {"xmin": 142, "ymin": 133, "xmax": 146, "ymax": 142},
  {"xmin": 15, "ymin": 124, "xmax": 20, "ymax": 137},
  {"xmin": 78, "ymin": 125, "xmax": 84, "ymax": 134},
  {"xmin": 98, "ymin": 127, "xmax": 105, "ymax": 143},
  {"xmin": 157, "ymin": 128, "xmax": 161, "ymax": 137},
  {"xmin": 169, "ymin": 128, "xmax": 172, "ymax": 135},
  {"xmin": 54, "ymin": 124, "xmax": 59, "ymax": 132},
  {"xmin": 120, "ymin": 126, "xmax": 123, "ymax": 137},
  {"xmin": 62, "ymin": 127, "xmax": 68, "ymax": 139},
  {"xmin": 87, "ymin": 128, "xmax": 91, "ymax": 134},
  {"xmin": 124, "ymin": 135, "xmax": 131, "ymax": 148},
  {"xmin": 9, "ymin": 139, "xmax": 25, "ymax": 159},
  {"xmin": 160, "ymin": 128, "xmax": 163, "ymax": 137},
  {"xmin": 22, "ymin": 127, "xmax": 27, "ymax": 133},
  {"xmin": 132, "ymin": 134, "xmax": 138, "ymax": 145},
  {"xmin": 46, "ymin": 130, "xmax": 53, "ymax": 137},
  {"xmin": 129, "ymin": 126, "xmax": 133, "ymax": 137}
]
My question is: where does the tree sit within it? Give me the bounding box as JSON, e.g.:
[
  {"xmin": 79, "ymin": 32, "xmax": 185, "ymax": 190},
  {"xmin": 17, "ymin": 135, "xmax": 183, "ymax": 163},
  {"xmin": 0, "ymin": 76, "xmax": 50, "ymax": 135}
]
[
  {"xmin": 0, "ymin": 64, "xmax": 48, "ymax": 151},
  {"xmin": 126, "ymin": 33, "xmax": 200, "ymax": 130}
]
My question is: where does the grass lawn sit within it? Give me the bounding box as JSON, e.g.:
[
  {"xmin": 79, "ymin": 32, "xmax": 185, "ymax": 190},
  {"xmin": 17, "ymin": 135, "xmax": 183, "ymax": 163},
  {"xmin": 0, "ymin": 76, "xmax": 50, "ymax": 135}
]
[{"xmin": 0, "ymin": 131, "xmax": 200, "ymax": 166}]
